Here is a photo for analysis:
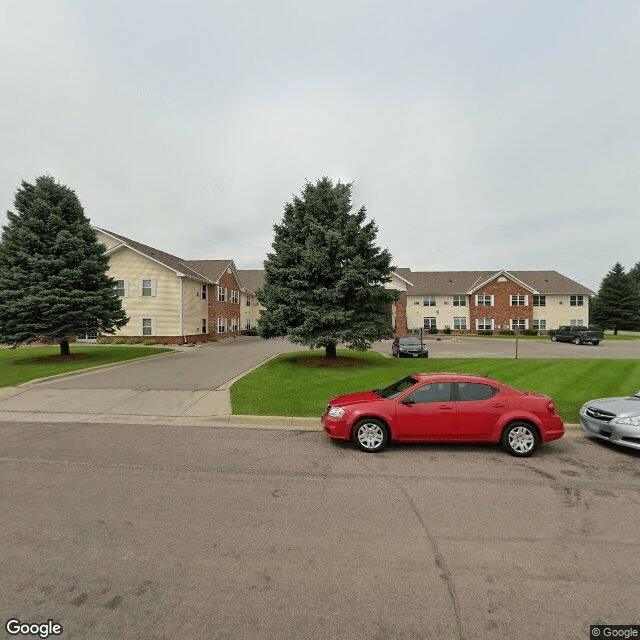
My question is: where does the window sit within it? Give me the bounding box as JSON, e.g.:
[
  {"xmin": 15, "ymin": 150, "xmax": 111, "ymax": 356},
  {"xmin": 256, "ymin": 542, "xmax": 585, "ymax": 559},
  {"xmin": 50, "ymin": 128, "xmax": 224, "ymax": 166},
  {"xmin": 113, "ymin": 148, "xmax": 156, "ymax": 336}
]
[
  {"xmin": 453, "ymin": 317, "xmax": 467, "ymax": 330},
  {"xmin": 476, "ymin": 295, "xmax": 493, "ymax": 307},
  {"xmin": 406, "ymin": 383, "xmax": 453, "ymax": 404},
  {"xmin": 453, "ymin": 295, "xmax": 466, "ymax": 307},
  {"xmin": 232, "ymin": 290, "xmax": 239, "ymax": 304},
  {"xmin": 570, "ymin": 319, "xmax": 584, "ymax": 326},
  {"xmin": 201, "ymin": 284, "xmax": 207, "ymax": 300},
  {"xmin": 511, "ymin": 318, "xmax": 526, "ymax": 331},
  {"xmin": 201, "ymin": 318, "xmax": 207, "ymax": 334},
  {"xmin": 217, "ymin": 317, "xmax": 226, "ymax": 333},
  {"xmin": 422, "ymin": 295, "xmax": 436, "ymax": 306},
  {"xmin": 423, "ymin": 317, "xmax": 437, "ymax": 329},
  {"xmin": 533, "ymin": 295, "xmax": 546, "ymax": 307},
  {"xmin": 232, "ymin": 317, "xmax": 239, "ymax": 332},
  {"xmin": 218, "ymin": 287, "xmax": 227, "ymax": 302},
  {"xmin": 457, "ymin": 382, "xmax": 499, "ymax": 401},
  {"xmin": 141, "ymin": 318, "xmax": 153, "ymax": 336},
  {"xmin": 245, "ymin": 319, "xmax": 252, "ymax": 330},
  {"xmin": 246, "ymin": 295, "xmax": 252, "ymax": 307},
  {"xmin": 115, "ymin": 280, "xmax": 126, "ymax": 297},
  {"xmin": 570, "ymin": 295, "xmax": 584, "ymax": 306},
  {"xmin": 510, "ymin": 295, "xmax": 526, "ymax": 306},
  {"xmin": 477, "ymin": 318, "xmax": 493, "ymax": 330},
  {"xmin": 141, "ymin": 279, "xmax": 154, "ymax": 297},
  {"xmin": 533, "ymin": 319, "xmax": 547, "ymax": 330}
]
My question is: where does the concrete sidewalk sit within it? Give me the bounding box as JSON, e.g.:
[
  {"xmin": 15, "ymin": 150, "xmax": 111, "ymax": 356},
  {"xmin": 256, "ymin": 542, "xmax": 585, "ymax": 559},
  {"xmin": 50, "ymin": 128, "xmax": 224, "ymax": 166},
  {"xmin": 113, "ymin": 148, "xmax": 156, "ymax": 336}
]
[{"xmin": 0, "ymin": 384, "xmax": 321, "ymax": 430}]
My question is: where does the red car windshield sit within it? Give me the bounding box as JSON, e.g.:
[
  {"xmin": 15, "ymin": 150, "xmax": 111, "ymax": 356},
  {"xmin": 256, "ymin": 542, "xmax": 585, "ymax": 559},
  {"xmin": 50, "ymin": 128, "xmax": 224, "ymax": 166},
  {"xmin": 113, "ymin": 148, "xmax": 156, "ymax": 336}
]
[{"xmin": 375, "ymin": 376, "xmax": 419, "ymax": 399}]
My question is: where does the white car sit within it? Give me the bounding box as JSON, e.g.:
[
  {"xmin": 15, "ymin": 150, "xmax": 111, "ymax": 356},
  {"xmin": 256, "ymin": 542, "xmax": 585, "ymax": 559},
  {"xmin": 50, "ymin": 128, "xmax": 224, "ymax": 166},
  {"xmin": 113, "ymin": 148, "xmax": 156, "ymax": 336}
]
[{"xmin": 579, "ymin": 391, "xmax": 640, "ymax": 451}]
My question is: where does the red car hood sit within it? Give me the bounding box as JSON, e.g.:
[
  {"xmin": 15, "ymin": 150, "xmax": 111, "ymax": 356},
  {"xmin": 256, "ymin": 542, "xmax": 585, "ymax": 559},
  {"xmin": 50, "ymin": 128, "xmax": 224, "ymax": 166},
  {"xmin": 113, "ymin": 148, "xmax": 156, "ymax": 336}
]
[{"xmin": 329, "ymin": 390, "xmax": 381, "ymax": 407}]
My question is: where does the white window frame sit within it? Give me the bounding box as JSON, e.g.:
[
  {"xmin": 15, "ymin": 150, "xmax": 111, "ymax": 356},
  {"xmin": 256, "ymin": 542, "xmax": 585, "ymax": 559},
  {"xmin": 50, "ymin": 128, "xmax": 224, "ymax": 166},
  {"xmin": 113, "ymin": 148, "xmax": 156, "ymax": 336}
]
[
  {"xmin": 533, "ymin": 319, "xmax": 547, "ymax": 330},
  {"xmin": 570, "ymin": 319, "xmax": 584, "ymax": 326},
  {"xmin": 141, "ymin": 318, "xmax": 155, "ymax": 336},
  {"xmin": 423, "ymin": 317, "xmax": 437, "ymax": 329},
  {"xmin": 140, "ymin": 279, "xmax": 156, "ymax": 297},
  {"xmin": 231, "ymin": 317, "xmax": 239, "ymax": 332},
  {"xmin": 533, "ymin": 295, "xmax": 546, "ymax": 307},
  {"xmin": 115, "ymin": 279, "xmax": 128, "ymax": 298},
  {"xmin": 570, "ymin": 295, "xmax": 584, "ymax": 307},
  {"xmin": 217, "ymin": 317, "xmax": 226, "ymax": 333},
  {"xmin": 453, "ymin": 317, "xmax": 467, "ymax": 330},
  {"xmin": 201, "ymin": 284, "xmax": 208, "ymax": 300},
  {"xmin": 218, "ymin": 286, "xmax": 227, "ymax": 302},
  {"xmin": 476, "ymin": 318, "xmax": 493, "ymax": 331},
  {"xmin": 452, "ymin": 295, "xmax": 466, "ymax": 307},
  {"xmin": 476, "ymin": 294, "xmax": 493, "ymax": 307},
  {"xmin": 201, "ymin": 318, "xmax": 208, "ymax": 334},
  {"xmin": 232, "ymin": 290, "xmax": 239, "ymax": 304},
  {"xmin": 510, "ymin": 295, "xmax": 527, "ymax": 306},
  {"xmin": 245, "ymin": 319, "xmax": 252, "ymax": 330},
  {"xmin": 245, "ymin": 295, "xmax": 251, "ymax": 307},
  {"xmin": 422, "ymin": 295, "xmax": 436, "ymax": 307},
  {"xmin": 511, "ymin": 318, "xmax": 527, "ymax": 331}
]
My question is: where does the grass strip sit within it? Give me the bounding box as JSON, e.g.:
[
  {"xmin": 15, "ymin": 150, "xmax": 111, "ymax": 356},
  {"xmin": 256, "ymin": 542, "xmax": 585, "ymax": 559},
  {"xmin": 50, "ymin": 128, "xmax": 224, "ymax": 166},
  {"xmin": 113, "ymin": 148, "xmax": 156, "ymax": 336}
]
[
  {"xmin": 231, "ymin": 350, "xmax": 640, "ymax": 423},
  {"xmin": 0, "ymin": 345, "xmax": 173, "ymax": 388}
]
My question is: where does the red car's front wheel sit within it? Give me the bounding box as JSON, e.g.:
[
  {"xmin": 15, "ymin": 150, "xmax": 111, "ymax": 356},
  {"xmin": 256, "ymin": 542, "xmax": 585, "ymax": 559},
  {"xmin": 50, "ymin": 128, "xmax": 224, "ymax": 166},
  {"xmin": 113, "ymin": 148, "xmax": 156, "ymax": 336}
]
[{"xmin": 354, "ymin": 418, "xmax": 389, "ymax": 453}]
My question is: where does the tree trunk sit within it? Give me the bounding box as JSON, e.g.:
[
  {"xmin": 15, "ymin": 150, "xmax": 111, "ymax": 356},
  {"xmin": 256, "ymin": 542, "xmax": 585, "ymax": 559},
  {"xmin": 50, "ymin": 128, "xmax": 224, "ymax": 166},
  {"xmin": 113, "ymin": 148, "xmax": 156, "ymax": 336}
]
[
  {"xmin": 325, "ymin": 343, "xmax": 337, "ymax": 359},
  {"xmin": 59, "ymin": 338, "xmax": 71, "ymax": 356}
]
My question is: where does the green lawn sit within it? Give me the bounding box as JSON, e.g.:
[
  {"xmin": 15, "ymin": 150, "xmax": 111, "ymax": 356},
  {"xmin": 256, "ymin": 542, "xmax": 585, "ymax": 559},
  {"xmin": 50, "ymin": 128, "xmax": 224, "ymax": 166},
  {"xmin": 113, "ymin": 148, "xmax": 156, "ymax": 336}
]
[
  {"xmin": 231, "ymin": 350, "xmax": 640, "ymax": 423},
  {"xmin": 0, "ymin": 345, "xmax": 173, "ymax": 388}
]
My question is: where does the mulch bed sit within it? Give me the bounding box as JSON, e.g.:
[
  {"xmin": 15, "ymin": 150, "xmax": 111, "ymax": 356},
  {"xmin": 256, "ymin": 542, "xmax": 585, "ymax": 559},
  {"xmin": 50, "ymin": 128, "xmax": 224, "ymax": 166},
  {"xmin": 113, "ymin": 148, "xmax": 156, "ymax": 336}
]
[{"xmin": 296, "ymin": 356, "xmax": 367, "ymax": 367}]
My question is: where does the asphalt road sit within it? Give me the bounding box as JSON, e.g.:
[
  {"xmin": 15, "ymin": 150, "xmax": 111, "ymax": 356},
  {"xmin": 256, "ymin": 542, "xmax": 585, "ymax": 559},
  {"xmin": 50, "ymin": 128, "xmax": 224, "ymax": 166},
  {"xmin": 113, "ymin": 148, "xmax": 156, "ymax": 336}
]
[{"xmin": 1, "ymin": 422, "xmax": 638, "ymax": 640}]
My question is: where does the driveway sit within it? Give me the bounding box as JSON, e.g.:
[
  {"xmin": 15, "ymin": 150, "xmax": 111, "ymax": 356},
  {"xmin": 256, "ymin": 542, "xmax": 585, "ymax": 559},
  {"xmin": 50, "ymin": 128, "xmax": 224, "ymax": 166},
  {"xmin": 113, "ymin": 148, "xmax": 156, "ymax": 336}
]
[{"xmin": 0, "ymin": 338, "xmax": 306, "ymax": 426}]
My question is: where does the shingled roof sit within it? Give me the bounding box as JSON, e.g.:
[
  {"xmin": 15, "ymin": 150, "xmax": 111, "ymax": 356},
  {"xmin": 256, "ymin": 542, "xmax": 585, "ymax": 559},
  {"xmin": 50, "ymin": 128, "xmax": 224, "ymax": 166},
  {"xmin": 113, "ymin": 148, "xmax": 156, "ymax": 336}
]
[
  {"xmin": 237, "ymin": 269, "xmax": 265, "ymax": 295},
  {"xmin": 395, "ymin": 268, "xmax": 594, "ymax": 295},
  {"xmin": 97, "ymin": 228, "xmax": 241, "ymax": 286}
]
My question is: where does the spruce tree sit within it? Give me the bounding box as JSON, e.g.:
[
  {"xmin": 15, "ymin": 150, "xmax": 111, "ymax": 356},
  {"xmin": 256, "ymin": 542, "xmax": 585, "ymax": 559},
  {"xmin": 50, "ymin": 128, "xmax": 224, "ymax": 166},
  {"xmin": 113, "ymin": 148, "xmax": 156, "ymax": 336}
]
[
  {"xmin": 0, "ymin": 175, "xmax": 129, "ymax": 355},
  {"xmin": 590, "ymin": 262, "xmax": 640, "ymax": 334},
  {"xmin": 258, "ymin": 177, "xmax": 399, "ymax": 358}
]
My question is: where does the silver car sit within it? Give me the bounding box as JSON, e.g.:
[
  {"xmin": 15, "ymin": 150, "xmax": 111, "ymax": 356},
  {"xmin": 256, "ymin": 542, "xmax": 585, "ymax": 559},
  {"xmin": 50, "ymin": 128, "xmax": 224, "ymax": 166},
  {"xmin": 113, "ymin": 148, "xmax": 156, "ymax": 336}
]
[{"xmin": 579, "ymin": 391, "xmax": 640, "ymax": 451}]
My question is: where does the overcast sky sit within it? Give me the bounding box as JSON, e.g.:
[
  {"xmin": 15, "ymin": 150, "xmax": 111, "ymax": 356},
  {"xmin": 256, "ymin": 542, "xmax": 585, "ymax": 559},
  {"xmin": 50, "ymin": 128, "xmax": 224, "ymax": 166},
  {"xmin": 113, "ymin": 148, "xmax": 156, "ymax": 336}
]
[{"xmin": 1, "ymin": 1, "xmax": 639, "ymax": 292}]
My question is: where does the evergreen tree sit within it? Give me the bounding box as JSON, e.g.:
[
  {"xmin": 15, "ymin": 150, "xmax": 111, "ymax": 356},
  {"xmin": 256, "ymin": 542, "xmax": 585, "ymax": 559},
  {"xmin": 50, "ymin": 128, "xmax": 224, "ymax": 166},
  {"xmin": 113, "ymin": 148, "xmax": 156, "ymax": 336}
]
[
  {"xmin": 0, "ymin": 175, "xmax": 129, "ymax": 355},
  {"xmin": 590, "ymin": 262, "xmax": 640, "ymax": 334},
  {"xmin": 258, "ymin": 177, "xmax": 399, "ymax": 358}
]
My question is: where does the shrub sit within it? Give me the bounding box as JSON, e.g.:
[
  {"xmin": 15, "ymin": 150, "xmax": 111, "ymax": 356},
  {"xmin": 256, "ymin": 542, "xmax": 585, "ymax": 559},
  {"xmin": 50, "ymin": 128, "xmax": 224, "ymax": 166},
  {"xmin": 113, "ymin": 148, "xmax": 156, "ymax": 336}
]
[
  {"xmin": 443, "ymin": 327, "xmax": 452, "ymax": 335},
  {"xmin": 126, "ymin": 338, "xmax": 140, "ymax": 344},
  {"xmin": 523, "ymin": 329, "xmax": 538, "ymax": 336},
  {"xmin": 111, "ymin": 338, "xmax": 128, "ymax": 344},
  {"xmin": 500, "ymin": 330, "xmax": 515, "ymax": 335},
  {"xmin": 477, "ymin": 330, "xmax": 494, "ymax": 336},
  {"xmin": 97, "ymin": 338, "xmax": 111, "ymax": 344},
  {"xmin": 241, "ymin": 329, "xmax": 259, "ymax": 336},
  {"xmin": 144, "ymin": 339, "xmax": 157, "ymax": 346},
  {"xmin": 428, "ymin": 327, "xmax": 439, "ymax": 334}
]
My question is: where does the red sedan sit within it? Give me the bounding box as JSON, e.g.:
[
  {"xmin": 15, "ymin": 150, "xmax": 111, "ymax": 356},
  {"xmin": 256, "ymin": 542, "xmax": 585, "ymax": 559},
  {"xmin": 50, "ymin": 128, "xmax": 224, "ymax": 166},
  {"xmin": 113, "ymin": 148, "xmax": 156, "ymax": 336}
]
[{"xmin": 322, "ymin": 373, "xmax": 565, "ymax": 456}]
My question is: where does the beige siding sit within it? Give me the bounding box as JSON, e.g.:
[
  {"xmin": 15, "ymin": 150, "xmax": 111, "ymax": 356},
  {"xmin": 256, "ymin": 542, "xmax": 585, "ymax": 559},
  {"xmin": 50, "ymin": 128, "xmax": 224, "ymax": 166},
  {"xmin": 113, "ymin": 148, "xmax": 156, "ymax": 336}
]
[
  {"xmin": 108, "ymin": 248, "xmax": 182, "ymax": 336},
  {"xmin": 96, "ymin": 229, "xmax": 121, "ymax": 252},
  {"xmin": 533, "ymin": 295, "xmax": 590, "ymax": 329},
  {"xmin": 406, "ymin": 295, "xmax": 469, "ymax": 330},
  {"xmin": 182, "ymin": 279, "xmax": 210, "ymax": 336},
  {"xmin": 241, "ymin": 293, "xmax": 262, "ymax": 330}
]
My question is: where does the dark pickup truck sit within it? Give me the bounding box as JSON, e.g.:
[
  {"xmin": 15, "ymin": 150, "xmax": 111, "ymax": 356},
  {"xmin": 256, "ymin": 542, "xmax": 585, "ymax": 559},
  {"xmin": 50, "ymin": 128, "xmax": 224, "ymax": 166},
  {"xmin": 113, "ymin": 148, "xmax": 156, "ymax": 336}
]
[{"xmin": 550, "ymin": 325, "xmax": 604, "ymax": 345}]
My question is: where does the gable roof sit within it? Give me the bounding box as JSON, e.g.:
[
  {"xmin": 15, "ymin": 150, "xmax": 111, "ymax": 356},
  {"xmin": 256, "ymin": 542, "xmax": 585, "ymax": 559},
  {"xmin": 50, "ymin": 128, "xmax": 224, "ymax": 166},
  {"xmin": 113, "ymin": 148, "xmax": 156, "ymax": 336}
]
[
  {"xmin": 237, "ymin": 269, "xmax": 265, "ymax": 295},
  {"xmin": 96, "ymin": 228, "xmax": 242, "ymax": 286},
  {"xmin": 395, "ymin": 268, "xmax": 594, "ymax": 296}
]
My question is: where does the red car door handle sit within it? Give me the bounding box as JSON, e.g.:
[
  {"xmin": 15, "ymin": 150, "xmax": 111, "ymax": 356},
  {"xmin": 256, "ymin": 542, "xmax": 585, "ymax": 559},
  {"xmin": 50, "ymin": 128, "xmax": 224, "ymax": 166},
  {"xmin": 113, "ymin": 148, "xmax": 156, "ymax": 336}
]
[
  {"xmin": 439, "ymin": 404, "xmax": 454, "ymax": 409},
  {"xmin": 491, "ymin": 403, "xmax": 505, "ymax": 408}
]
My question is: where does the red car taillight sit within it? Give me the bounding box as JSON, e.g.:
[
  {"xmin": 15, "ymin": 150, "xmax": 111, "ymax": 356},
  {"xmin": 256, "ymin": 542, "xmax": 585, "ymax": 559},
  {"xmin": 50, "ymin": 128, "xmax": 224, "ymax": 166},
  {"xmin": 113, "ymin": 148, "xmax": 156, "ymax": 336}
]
[{"xmin": 546, "ymin": 400, "xmax": 556, "ymax": 414}]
